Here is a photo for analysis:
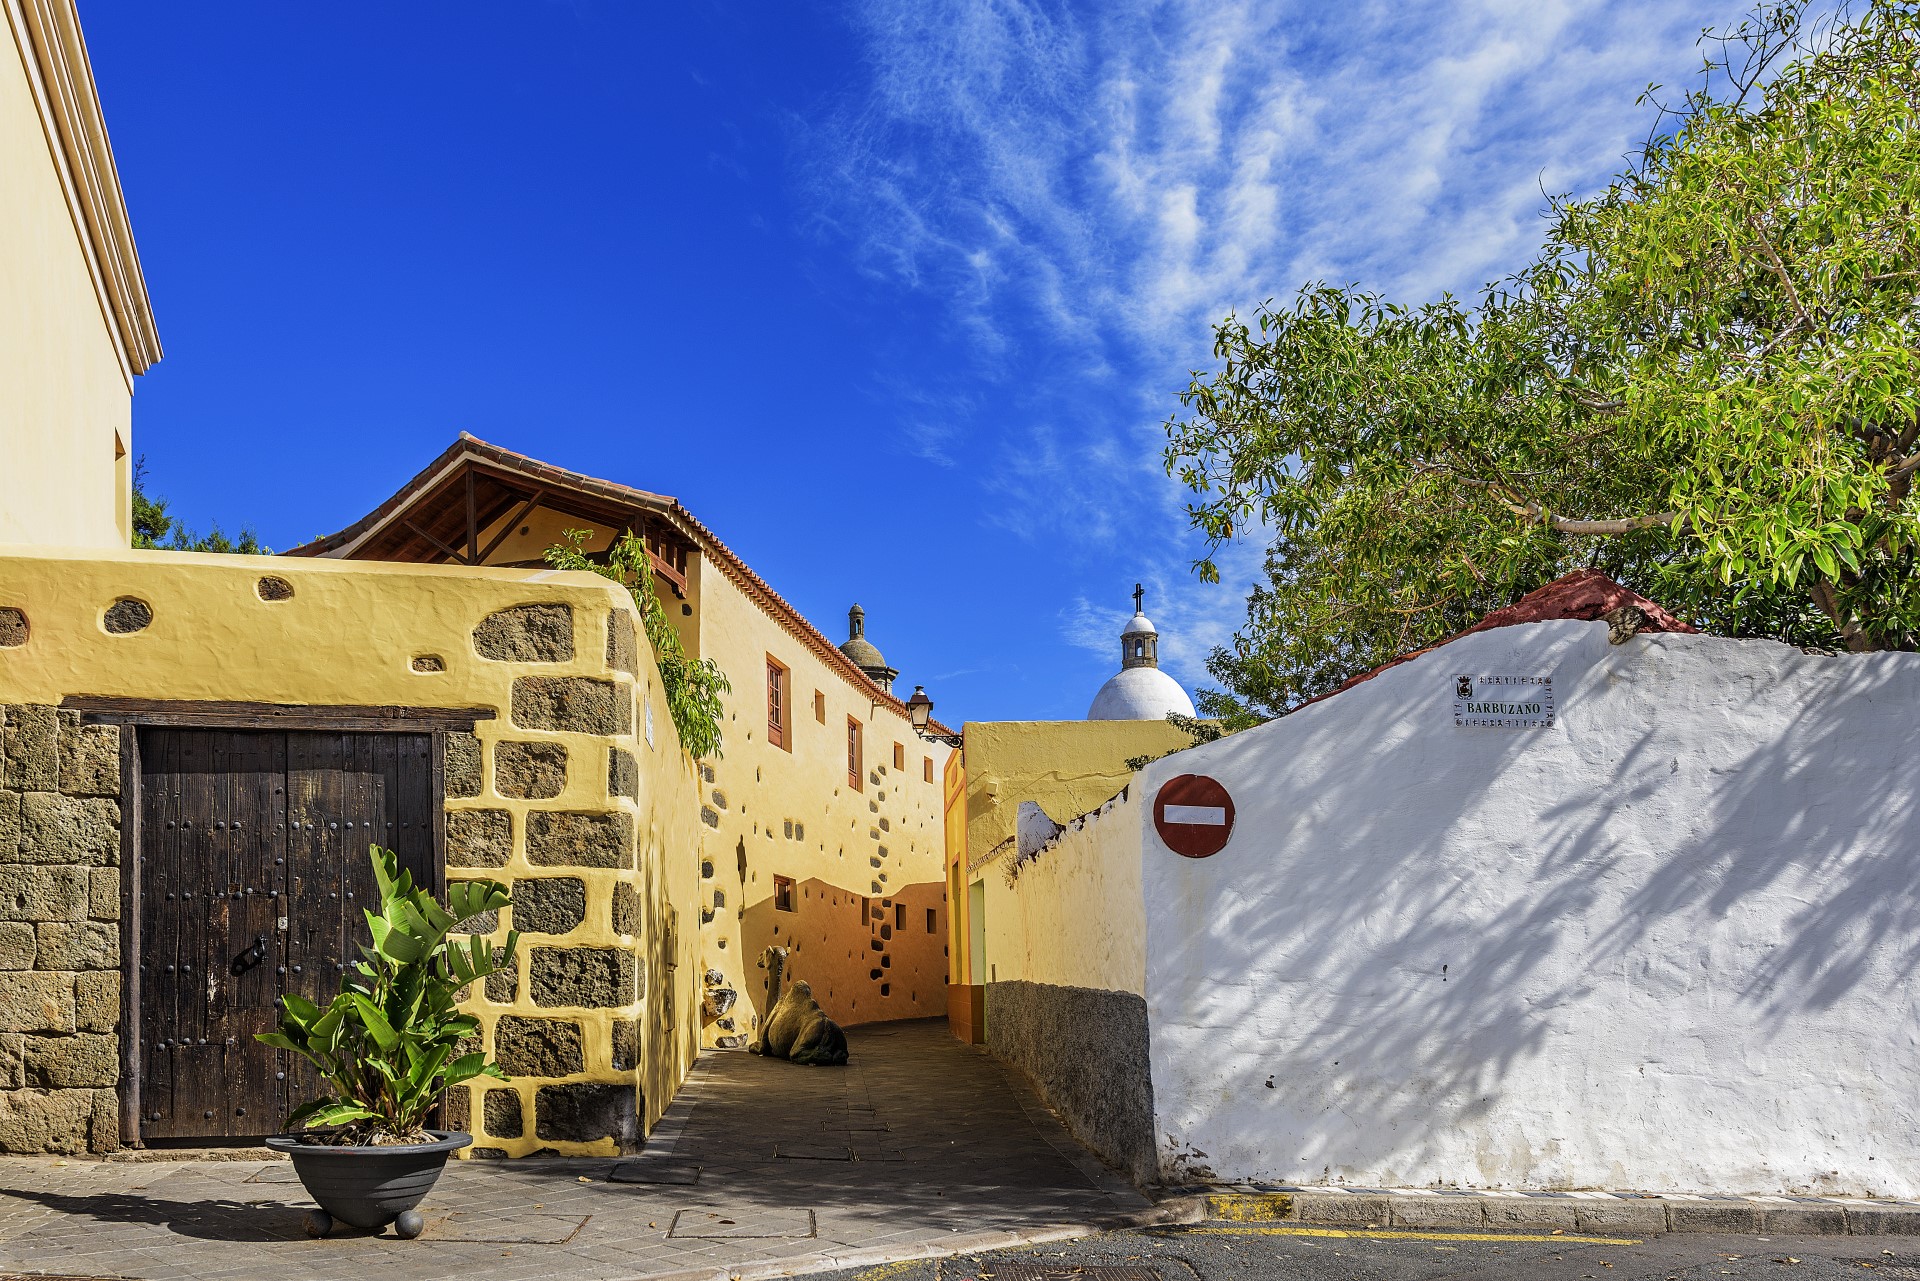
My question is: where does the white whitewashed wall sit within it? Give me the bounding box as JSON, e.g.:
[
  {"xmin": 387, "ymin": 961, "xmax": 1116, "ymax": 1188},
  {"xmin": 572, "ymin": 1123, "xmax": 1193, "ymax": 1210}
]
[{"xmin": 1141, "ymin": 620, "xmax": 1920, "ymax": 1195}]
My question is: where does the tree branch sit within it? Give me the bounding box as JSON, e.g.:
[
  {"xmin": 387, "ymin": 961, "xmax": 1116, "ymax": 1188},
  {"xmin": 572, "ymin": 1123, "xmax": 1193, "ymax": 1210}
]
[{"xmin": 1455, "ymin": 477, "xmax": 1681, "ymax": 536}]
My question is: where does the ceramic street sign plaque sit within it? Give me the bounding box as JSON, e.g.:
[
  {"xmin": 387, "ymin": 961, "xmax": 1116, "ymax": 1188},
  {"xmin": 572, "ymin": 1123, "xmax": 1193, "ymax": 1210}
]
[
  {"xmin": 1154, "ymin": 774, "xmax": 1235, "ymax": 859},
  {"xmin": 1453, "ymin": 673, "xmax": 1555, "ymax": 729}
]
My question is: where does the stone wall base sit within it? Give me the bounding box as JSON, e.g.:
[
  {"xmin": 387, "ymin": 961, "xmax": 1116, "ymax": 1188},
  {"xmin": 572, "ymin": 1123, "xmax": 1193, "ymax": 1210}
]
[{"xmin": 985, "ymin": 979, "xmax": 1154, "ymax": 1185}]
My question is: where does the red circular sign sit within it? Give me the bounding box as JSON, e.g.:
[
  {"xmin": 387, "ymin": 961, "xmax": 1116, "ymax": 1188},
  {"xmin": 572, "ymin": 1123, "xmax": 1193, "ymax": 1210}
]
[{"xmin": 1153, "ymin": 774, "xmax": 1236, "ymax": 858}]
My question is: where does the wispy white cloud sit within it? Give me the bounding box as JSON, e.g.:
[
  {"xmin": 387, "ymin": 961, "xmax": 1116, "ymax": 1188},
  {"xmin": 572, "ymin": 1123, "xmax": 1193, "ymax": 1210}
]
[{"xmin": 810, "ymin": 0, "xmax": 1740, "ymax": 694}]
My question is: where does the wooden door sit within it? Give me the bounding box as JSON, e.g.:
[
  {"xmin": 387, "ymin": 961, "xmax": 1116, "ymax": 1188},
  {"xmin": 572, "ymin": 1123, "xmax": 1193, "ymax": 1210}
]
[{"xmin": 137, "ymin": 729, "xmax": 435, "ymax": 1142}]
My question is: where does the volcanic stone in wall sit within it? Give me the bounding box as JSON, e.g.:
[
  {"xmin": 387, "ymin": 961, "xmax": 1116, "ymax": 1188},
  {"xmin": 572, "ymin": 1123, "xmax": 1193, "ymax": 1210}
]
[
  {"xmin": 611, "ymin": 1018, "xmax": 638, "ymax": 1071},
  {"xmin": 493, "ymin": 1015, "xmax": 584, "ymax": 1077},
  {"xmin": 0, "ymin": 972, "xmax": 75, "ymax": 1032},
  {"xmin": 0, "ymin": 793, "xmax": 17, "ymax": 862},
  {"xmin": 512, "ymin": 677, "xmax": 631, "ymax": 735},
  {"xmin": 56, "ymin": 716, "xmax": 118, "ymax": 799},
  {"xmin": 17, "ymin": 795, "xmax": 118, "ymax": 866},
  {"xmin": 447, "ymin": 810, "xmax": 512, "ymax": 868},
  {"xmin": 102, "ymin": 598, "xmax": 151, "ymax": 634},
  {"xmin": 611, "ymin": 882, "xmax": 641, "ymax": 936},
  {"xmin": 444, "ymin": 732, "xmax": 482, "ymax": 799},
  {"xmin": 0, "ymin": 1085, "xmax": 114, "ymax": 1156},
  {"xmin": 0, "ymin": 868, "xmax": 87, "ymax": 924},
  {"xmin": 495, "ymin": 742, "xmax": 566, "ymax": 800},
  {"xmin": 526, "ymin": 810, "xmax": 632, "ymax": 868},
  {"xmin": 442, "ymin": 1085, "xmax": 470, "ymax": 1130},
  {"xmin": 513, "ymin": 877, "xmax": 586, "ymax": 935},
  {"xmin": 256, "ymin": 577, "xmax": 294, "ymax": 602},
  {"xmin": 73, "ymin": 973, "xmax": 117, "ymax": 1033},
  {"xmin": 0, "ymin": 924, "xmax": 33, "ymax": 970},
  {"xmin": 485, "ymin": 1088, "xmax": 524, "ymax": 1138},
  {"xmin": 2, "ymin": 705, "xmax": 58, "ymax": 791},
  {"xmin": 34, "ymin": 923, "xmax": 116, "ymax": 971},
  {"xmin": 485, "ymin": 947, "xmax": 518, "ymax": 1003},
  {"xmin": 606, "ymin": 611, "xmax": 637, "ymax": 677},
  {"xmin": 0, "ymin": 608, "xmax": 26, "ymax": 647},
  {"xmin": 529, "ymin": 947, "xmax": 635, "ymax": 1008},
  {"xmin": 474, "ymin": 604, "xmax": 574, "ymax": 663},
  {"xmin": 535, "ymin": 1082, "xmax": 639, "ymax": 1148},
  {"xmin": 24, "ymin": 1034, "xmax": 117, "ymax": 1089},
  {"xmin": 607, "ymin": 747, "xmax": 637, "ymax": 800}
]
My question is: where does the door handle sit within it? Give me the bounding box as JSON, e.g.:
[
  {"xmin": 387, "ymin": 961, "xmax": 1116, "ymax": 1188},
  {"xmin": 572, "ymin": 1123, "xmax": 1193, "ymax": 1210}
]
[{"xmin": 231, "ymin": 934, "xmax": 268, "ymax": 976}]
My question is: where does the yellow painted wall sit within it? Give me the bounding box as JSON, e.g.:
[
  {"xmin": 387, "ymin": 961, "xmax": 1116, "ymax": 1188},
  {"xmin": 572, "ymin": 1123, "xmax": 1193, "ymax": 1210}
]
[
  {"xmin": 691, "ymin": 567, "xmax": 955, "ymax": 1042},
  {"xmin": 953, "ymin": 718, "xmax": 1189, "ymax": 999},
  {"xmin": 962, "ymin": 719, "xmax": 1191, "ymax": 868},
  {"xmin": 0, "ymin": 547, "xmax": 703, "ymax": 1154},
  {"xmin": 979, "ymin": 786, "xmax": 1146, "ymax": 996},
  {"xmin": 0, "ymin": 17, "xmax": 134, "ymax": 550}
]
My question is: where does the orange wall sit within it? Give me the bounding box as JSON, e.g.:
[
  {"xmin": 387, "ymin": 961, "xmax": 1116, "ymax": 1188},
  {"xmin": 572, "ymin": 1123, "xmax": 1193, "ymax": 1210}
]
[{"xmin": 739, "ymin": 877, "xmax": 947, "ymax": 1028}]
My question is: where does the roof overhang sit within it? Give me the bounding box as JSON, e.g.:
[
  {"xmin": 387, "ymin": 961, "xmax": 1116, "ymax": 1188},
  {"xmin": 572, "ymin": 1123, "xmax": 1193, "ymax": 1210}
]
[
  {"xmin": 287, "ymin": 434, "xmax": 958, "ymax": 738},
  {"xmin": 6, "ymin": 0, "xmax": 161, "ymax": 384}
]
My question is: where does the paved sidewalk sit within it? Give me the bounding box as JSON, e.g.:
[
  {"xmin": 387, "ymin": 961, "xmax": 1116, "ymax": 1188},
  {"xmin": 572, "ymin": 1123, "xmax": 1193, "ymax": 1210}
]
[{"xmin": 0, "ymin": 1020, "xmax": 1148, "ymax": 1281}]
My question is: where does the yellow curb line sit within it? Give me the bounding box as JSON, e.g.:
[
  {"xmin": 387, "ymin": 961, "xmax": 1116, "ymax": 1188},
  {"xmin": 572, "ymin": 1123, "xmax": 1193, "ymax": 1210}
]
[
  {"xmin": 851, "ymin": 1263, "xmax": 923, "ymax": 1281},
  {"xmin": 1164, "ymin": 1225, "xmax": 1642, "ymax": 1245}
]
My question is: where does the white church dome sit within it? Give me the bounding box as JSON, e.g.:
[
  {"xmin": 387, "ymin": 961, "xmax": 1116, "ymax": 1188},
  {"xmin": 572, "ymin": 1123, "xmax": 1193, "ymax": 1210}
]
[
  {"xmin": 1089, "ymin": 665, "xmax": 1196, "ymax": 720},
  {"xmin": 1087, "ymin": 585, "xmax": 1195, "ymax": 721}
]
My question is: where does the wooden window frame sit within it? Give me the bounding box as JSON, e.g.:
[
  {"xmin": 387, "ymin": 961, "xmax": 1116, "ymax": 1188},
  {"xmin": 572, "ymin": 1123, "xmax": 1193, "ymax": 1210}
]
[
  {"xmin": 892, "ymin": 742, "xmax": 905, "ymax": 771},
  {"xmin": 765, "ymin": 655, "xmax": 791, "ymax": 752},
  {"xmin": 846, "ymin": 717, "xmax": 863, "ymax": 791},
  {"xmin": 813, "ymin": 690, "xmax": 826, "ymax": 724},
  {"xmin": 923, "ymin": 755, "xmax": 934, "ymax": 783},
  {"xmin": 773, "ymin": 874, "xmax": 796, "ymax": 913}
]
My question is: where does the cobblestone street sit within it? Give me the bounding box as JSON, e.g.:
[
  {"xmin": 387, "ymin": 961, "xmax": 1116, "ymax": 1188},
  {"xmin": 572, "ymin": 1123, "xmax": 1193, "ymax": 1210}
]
[{"xmin": 0, "ymin": 1020, "xmax": 1148, "ymax": 1281}]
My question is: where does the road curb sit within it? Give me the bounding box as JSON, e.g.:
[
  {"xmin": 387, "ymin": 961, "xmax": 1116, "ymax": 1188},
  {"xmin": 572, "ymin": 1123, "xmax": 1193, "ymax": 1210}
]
[{"xmin": 1153, "ymin": 1185, "xmax": 1920, "ymax": 1237}]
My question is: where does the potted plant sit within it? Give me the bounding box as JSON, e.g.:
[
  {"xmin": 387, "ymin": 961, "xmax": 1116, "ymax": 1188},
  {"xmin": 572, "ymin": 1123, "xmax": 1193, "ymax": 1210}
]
[{"xmin": 257, "ymin": 845, "xmax": 517, "ymax": 1239}]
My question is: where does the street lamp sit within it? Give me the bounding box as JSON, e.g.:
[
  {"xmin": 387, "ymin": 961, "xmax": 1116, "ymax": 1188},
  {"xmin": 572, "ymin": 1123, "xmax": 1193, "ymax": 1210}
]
[{"xmin": 904, "ymin": 685, "xmax": 961, "ymax": 747}]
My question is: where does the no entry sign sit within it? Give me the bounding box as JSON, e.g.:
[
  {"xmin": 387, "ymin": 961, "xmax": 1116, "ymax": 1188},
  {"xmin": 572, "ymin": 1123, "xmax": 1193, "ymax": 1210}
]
[{"xmin": 1153, "ymin": 774, "xmax": 1235, "ymax": 859}]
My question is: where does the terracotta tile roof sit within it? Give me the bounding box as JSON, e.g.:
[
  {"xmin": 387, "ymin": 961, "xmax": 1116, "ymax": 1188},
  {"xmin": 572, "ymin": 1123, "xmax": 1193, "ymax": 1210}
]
[
  {"xmin": 284, "ymin": 434, "xmax": 956, "ymax": 737},
  {"xmin": 1301, "ymin": 569, "xmax": 1697, "ymax": 710}
]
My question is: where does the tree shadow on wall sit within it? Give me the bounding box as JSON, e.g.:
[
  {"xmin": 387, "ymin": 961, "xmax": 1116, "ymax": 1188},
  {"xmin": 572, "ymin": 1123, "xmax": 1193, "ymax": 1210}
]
[{"xmin": 1150, "ymin": 626, "xmax": 1920, "ymax": 1185}]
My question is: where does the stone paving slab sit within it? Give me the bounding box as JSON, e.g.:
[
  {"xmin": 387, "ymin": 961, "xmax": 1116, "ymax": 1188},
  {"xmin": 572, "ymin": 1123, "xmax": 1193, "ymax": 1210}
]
[{"xmin": 0, "ymin": 1020, "xmax": 1147, "ymax": 1280}]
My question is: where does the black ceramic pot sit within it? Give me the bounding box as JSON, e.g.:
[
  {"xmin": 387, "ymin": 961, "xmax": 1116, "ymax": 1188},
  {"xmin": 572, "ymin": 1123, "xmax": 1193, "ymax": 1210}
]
[{"xmin": 264, "ymin": 1129, "xmax": 471, "ymax": 1234}]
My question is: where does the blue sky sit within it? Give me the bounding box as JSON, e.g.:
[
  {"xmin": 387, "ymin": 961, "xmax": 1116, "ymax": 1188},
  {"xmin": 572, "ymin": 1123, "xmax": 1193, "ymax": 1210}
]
[{"xmin": 87, "ymin": 0, "xmax": 1733, "ymax": 725}]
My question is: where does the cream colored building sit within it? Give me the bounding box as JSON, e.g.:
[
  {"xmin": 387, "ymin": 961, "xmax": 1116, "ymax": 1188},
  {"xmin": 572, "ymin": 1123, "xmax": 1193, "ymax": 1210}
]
[
  {"xmin": 289, "ymin": 436, "xmax": 960, "ymax": 1046},
  {"xmin": 0, "ymin": 0, "xmax": 159, "ymax": 549}
]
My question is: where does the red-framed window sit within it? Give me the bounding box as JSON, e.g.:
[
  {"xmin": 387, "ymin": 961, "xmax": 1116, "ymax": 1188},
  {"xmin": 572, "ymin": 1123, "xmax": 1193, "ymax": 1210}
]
[
  {"xmin": 847, "ymin": 717, "xmax": 863, "ymax": 790},
  {"xmin": 766, "ymin": 656, "xmax": 790, "ymax": 751}
]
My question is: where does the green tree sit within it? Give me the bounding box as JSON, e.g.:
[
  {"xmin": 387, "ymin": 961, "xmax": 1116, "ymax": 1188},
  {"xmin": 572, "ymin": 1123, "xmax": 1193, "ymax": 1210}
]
[
  {"xmin": 131, "ymin": 457, "xmax": 270, "ymax": 554},
  {"xmin": 545, "ymin": 528, "xmax": 731, "ymax": 760},
  {"xmin": 1167, "ymin": 1, "xmax": 1920, "ymax": 718}
]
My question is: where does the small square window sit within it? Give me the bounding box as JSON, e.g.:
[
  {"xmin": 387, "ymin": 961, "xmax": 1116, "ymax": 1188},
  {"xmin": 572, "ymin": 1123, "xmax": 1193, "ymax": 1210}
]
[
  {"xmin": 773, "ymin": 875, "xmax": 796, "ymax": 913},
  {"xmin": 894, "ymin": 903, "xmax": 905, "ymax": 928},
  {"xmin": 926, "ymin": 907, "xmax": 937, "ymax": 933}
]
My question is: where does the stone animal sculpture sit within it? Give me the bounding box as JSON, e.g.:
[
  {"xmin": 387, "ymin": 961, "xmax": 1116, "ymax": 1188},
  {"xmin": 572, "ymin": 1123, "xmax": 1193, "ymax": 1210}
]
[{"xmin": 750, "ymin": 945, "xmax": 849, "ymax": 1066}]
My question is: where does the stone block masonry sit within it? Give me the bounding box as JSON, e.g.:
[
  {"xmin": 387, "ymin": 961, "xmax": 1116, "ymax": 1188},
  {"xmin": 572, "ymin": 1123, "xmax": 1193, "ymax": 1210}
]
[
  {"xmin": 441, "ymin": 599, "xmax": 693, "ymax": 1158},
  {"xmin": 0, "ymin": 556, "xmax": 704, "ymax": 1161},
  {"xmin": 0, "ymin": 706, "xmax": 123, "ymax": 1154}
]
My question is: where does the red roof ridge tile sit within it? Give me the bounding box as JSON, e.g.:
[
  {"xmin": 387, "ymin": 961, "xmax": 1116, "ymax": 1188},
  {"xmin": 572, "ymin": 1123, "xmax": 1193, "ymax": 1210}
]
[{"xmin": 1298, "ymin": 569, "xmax": 1696, "ymax": 712}]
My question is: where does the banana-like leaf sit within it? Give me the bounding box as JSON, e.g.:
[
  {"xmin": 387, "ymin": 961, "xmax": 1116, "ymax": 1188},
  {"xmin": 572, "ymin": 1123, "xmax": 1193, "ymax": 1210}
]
[
  {"xmin": 344, "ymin": 992, "xmax": 399, "ymax": 1051},
  {"xmin": 442, "ymin": 1052, "xmax": 498, "ymax": 1087},
  {"xmin": 370, "ymin": 911, "xmax": 427, "ymax": 964},
  {"xmin": 296, "ymin": 1101, "xmax": 381, "ymax": 1129}
]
